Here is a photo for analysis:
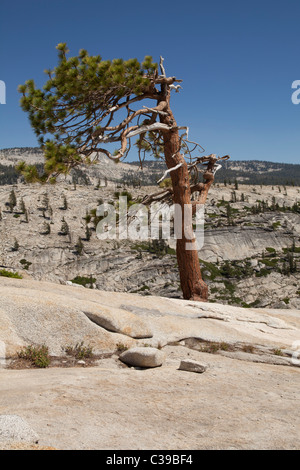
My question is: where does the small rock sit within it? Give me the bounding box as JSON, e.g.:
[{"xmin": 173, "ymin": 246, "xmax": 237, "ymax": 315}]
[
  {"xmin": 0, "ymin": 415, "xmax": 39, "ymax": 444},
  {"xmin": 119, "ymin": 347, "xmax": 165, "ymax": 368},
  {"xmin": 178, "ymin": 360, "xmax": 207, "ymax": 374}
]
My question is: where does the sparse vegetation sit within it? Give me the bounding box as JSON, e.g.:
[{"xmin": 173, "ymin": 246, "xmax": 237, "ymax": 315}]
[
  {"xmin": 242, "ymin": 344, "xmax": 254, "ymax": 353},
  {"xmin": 19, "ymin": 259, "xmax": 32, "ymax": 270},
  {"xmin": 63, "ymin": 341, "xmax": 94, "ymax": 359},
  {"xmin": 0, "ymin": 149, "xmax": 299, "ymax": 309},
  {"xmin": 70, "ymin": 275, "xmax": 96, "ymax": 288},
  {"xmin": 17, "ymin": 344, "xmax": 50, "ymax": 368},
  {"xmin": 59, "ymin": 217, "xmax": 69, "ymax": 235},
  {"xmin": 131, "ymin": 239, "xmax": 176, "ymax": 257},
  {"xmin": 0, "ymin": 269, "xmax": 22, "ymax": 279},
  {"xmin": 74, "ymin": 237, "xmax": 84, "ymax": 255},
  {"xmin": 273, "ymin": 349, "xmax": 284, "ymax": 356},
  {"xmin": 116, "ymin": 343, "xmax": 128, "ymax": 353}
]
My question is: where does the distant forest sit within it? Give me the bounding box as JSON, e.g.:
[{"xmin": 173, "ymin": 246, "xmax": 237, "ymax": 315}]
[
  {"xmin": 0, "ymin": 146, "xmax": 300, "ymax": 186},
  {"xmin": 0, "ymin": 163, "xmax": 19, "ymax": 185},
  {"xmin": 0, "ymin": 162, "xmax": 45, "ymax": 185},
  {"xmin": 213, "ymin": 161, "xmax": 300, "ymax": 186},
  {"xmin": 129, "ymin": 159, "xmax": 300, "ymax": 186}
]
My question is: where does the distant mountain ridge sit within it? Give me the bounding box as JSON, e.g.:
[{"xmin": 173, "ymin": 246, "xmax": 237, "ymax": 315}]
[
  {"xmin": 0, "ymin": 147, "xmax": 300, "ymax": 186},
  {"xmin": 129, "ymin": 158, "xmax": 300, "ymax": 186}
]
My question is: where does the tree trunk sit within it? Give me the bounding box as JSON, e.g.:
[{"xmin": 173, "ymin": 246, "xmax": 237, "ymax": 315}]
[{"xmin": 160, "ymin": 105, "xmax": 208, "ymax": 301}]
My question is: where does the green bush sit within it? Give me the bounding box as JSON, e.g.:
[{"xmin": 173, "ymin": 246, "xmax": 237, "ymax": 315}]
[
  {"xmin": 20, "ymin": 259, "xmax": 32, "ymax": 270},
  {"xmin": 0, "ymin": 269, "xmax": 22, "ymax": 279},
  {"xmin": 18, "ymin": 344, "xmax": 50, "ymax": 368},
  {"xmin": 70, "ymin": 275, "xmax": 96, "ymax": 288},
  {"xmin": 272, "ymin": 221, "xmax": 281, "ymax": 230}
]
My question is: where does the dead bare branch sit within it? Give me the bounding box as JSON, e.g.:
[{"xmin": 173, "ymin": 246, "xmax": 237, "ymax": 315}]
[{"xmin": 157, "ymin": 162, "xmax": 184, "ymax": 184}]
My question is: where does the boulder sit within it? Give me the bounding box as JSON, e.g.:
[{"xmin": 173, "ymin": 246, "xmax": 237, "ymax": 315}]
[
  {"xmin": 84, "ymin": 306, "xmax": 153, "ymax": 339},
  {"xmin": 178, "ymin": 359, "xmax": 207, "ymax": 374},
  {"xmin": 0, "ymin": 415, "xmax": 39, "ymax": 444},
  {"xmin": 119, "ymin": 347, "xmax": 165, "ymax": 368}
]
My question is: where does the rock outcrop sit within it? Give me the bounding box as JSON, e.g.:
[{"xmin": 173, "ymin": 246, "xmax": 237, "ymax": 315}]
[
  {"xmin": 0, "ymin": 179, "xmax": 299, "ymax": 308},
  {"xmin": 1, "ymin": 277, "xmax": 299, "ymax": 361},
  {"xmin": 0, "ymin": 277, "xmax": 299, "ymax": 450}
]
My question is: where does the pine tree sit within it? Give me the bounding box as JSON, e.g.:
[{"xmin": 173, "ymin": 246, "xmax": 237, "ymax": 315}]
[
  {"xmin": 41, "ymin": 193, "xmax": 49, "ymax": 210},
  {"xmin": 85, "ymin": 224, "xmax": 91, "ymax": 241},
  {"xmin": 8, "ymin": 189, "xmax": 17, "ymax": 212},
  {"xmin": 59, "ymin": 217, "xmax": 69, "ymax": 235},
  {"xmin": 40, "ymin": 221, "xmax": 51, "ymax": 235},
  {"xmin": 288, "ymin": 252, "xmax": 296, "ymax": 274},
  {"xmin": 291, "ymin": 238, "xmax": 296, "ymax": 253},
  {"xmin": 19, "ymin": 197, "xmax": 26, "ymax": 214},
  {"xmin": 12, "ymin": 238, "xmax": 19, "ymax": 251},
  {"xmin": 16, "ymin": 43, "xmax": 230, "ymax": 301},
  {"xmin": 61, "ymin": 195, "xmax": 68, "ymax": 210},
  {"xmin": 75, "ymin": 237, "xmax": 84, "ymax": 255},
  {"xmin": 24, "ymin": 209, "xmax": 29, "ymax": 223},
  {"xmin": 231, "ymin": 191, "xmax": 237, "ymax": 203},
  {"xmin": 48, "ymin": 205, "xmax": 53, "ymax": 221}
]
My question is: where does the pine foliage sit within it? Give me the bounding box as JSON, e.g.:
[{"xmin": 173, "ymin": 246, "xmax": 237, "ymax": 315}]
[{"xmin": 18, "ymin": 44, "xmax": 158, "ymax": 182}]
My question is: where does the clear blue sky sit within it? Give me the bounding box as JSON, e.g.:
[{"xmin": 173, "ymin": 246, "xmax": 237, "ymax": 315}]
[{"xmin": 0, "ymin": 0, "xmax": 300, "ymax": 164}]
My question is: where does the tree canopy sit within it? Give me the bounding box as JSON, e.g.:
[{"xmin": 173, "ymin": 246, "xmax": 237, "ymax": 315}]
[{"xmin": 17, "ymin": 43, "xmax": 173, "ymax": 181}]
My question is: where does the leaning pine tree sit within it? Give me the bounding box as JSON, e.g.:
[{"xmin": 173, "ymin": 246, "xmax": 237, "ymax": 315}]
[{"xmin": 17, "ymin": 43, "xmax": 229, "ymax": 301}]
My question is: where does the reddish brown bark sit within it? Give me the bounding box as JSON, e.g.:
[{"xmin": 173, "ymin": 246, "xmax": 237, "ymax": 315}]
[{"xmin": 159, "ymin": 101, "xmax": 208, "ymax": 301}]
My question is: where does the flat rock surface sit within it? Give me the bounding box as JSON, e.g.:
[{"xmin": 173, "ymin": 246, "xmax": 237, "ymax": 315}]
[
  {"xmin": 0, "ymin": 346, "xmax": 299, "ymax": 450},
  {"xmin": 0, "ymin": 277, "xmax": 299, "ymax": 450},
  {"xmin": 1, "ymin": 277, "xmax": 300, "ymax": 357}
]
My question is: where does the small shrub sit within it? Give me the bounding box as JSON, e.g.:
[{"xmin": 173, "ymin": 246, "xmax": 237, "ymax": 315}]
[
  {"xmin": 20, "ymin": 259, "xmax": 32, "ymax": 270},
  {"xmin": 219, "ymin": 342, "xmax": 231, "ymax": 351},
  {"xmin": 0, "ymin": 269, "xmax": 22, "ymax": 279},
  {"xmin": 272, "ymin": 221, "xmax": 281, "ymax": 230},
  {"xmin": 139, "ymin": 285, "xmax": 150, "ymax": 291},
  {"xmin": 116, "ymin": 342, "xmax": 128, "ymax": 353},
  {"xmin": 122, "ymin": 191, "xmax": 133, "ymax": 200},
  {"xmin": 200, "ymin": 342, "xmax": 220, "ymax": 354},
  {"xmin": 273, "ymin": 349, "xmax": 284, "ymax": 356},
  {"xmin": 63, "ymin": 341, "xmax": 93, "ymax": 359},
  {"xmin": 18, "ymin": 344, "xmax": 50, "ymax": 368},
  {"xmin": 242, "ymin": 344, "xmax": 254, "ymax": 354},
  {"xmin": 255, "ymin": 268, "xmax": 269, "ymax": 277},
  {"xmin": 70, "ymin": 275, "xmax": 96, "ymax": 288}
]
